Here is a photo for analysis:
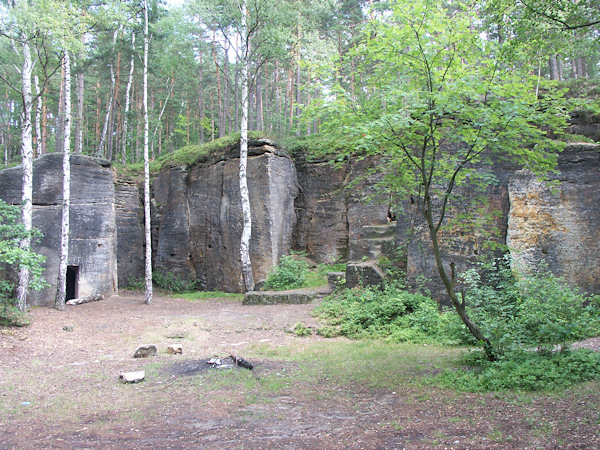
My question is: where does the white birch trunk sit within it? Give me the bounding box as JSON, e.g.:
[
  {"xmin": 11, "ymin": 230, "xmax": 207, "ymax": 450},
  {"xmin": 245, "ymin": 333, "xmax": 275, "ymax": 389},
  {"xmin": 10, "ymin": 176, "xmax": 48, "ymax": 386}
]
[
  {"xmin": 16, "ymin": 39, "xmax": 34, "ymax": 312},
  {"xmin": 143, "ymin": 0, "xmax": 153, "ymax": 305},
  {"xmin": 239, "ymin": 0, "xmax": 254, "ymax": 292},
  {"xmin": 121, "ymin": 33, "xmax": 135, "ymax": 164},
  {"xmin": 54, "ymin": 52, "xmax": 71, "ymax": 311},
  {"xmin": 34, "ymin": 75, "xmax": 42, "ymax": 157}
]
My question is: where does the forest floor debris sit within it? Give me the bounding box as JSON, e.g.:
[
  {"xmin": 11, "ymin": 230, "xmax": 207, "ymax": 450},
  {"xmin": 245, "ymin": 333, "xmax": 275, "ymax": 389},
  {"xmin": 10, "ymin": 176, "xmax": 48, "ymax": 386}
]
[{"xmin": 0, "ymin": 292, "xmax": 599, "ymax": 448}]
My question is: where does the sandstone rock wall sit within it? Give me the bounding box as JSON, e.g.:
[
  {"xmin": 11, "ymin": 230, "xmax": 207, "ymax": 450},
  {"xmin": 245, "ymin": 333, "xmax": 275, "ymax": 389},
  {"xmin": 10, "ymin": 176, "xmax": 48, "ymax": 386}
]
[
  {"xmin": 152, "ymin": 142, "xmax": 298, "ymax": 292},
  {"xmin": 508, "ymin": 143, "xmax": 600, "ymax": 295},
  {"xmin": 0, "ymin": 154, "xmax": 117, "ymax": 306},
  {"xmin": 293, "ymin": 159, "xmax": 349, "ymax": 263},
  {"xmin": 114, "ymin": 175, "xmax": 145, "ymax": 287}
]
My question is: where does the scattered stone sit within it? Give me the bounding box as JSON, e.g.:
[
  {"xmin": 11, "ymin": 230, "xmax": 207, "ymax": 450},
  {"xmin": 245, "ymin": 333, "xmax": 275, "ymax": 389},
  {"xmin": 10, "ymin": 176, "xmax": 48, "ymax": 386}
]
[
  {"xmin": 167, "ymin": 344, "xmax": 183, "ymax": 355},
  {"xmin": 327, "ymin": 272, "xmax": 345, "ymax": 291},
  {"xmin": 133, "ymin": 344, "xmax": 157, "ymax": 358},
  {"xmin": 119, "ymin": 371, "xmax": 145, "ymax": 383},
  {"xmin": 66, "ymin": 294, "xmax": 104, "ymax": 305},
  {"xmin": 345, "ymin": 261, "xmax": 386, "ymax": 289},
  {"xmin": 63, "ymin": 326, "xmax": 74, "ymax": 332},
  {"xmin": 243, "ymin": 285, "xmax": 330, "ymax": 305}
]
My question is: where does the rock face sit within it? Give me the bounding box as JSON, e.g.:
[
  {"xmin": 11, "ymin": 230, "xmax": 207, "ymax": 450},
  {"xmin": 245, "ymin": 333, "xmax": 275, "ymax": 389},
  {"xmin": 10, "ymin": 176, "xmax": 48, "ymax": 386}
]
[
  {"xmin": 114, "ymin": 174, "xmax": 145, "ymax": 288},
  {"xmin": 508, "ymin": 143, "xmax": 600, "ymax": 295},
  {"xmin": 400, "ymin": 159, "xmax": 516, "ymax": 301},
  {"xmin": 293, "ymin": 159, "xmax": 349, "ymax": 263},
  {"xmin": 152, "ymin": 141, "xmax": 298, "ymax": 292},
  {"xmin": 0, "ymin": 154, "xmax": 117, "ymax": 306}
]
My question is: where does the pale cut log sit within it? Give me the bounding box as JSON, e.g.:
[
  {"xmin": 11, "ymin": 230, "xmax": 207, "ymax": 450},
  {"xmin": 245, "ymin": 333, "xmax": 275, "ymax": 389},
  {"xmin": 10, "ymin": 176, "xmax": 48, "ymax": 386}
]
[{"xmin": 66, "ymin": 294, "xmax": 104, "ymax": 305}]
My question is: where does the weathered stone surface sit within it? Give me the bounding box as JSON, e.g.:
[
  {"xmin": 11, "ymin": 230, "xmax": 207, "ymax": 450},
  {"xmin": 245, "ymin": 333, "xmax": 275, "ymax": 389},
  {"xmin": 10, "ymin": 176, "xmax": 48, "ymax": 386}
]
[
  {"xmin": 134, "ymin": 344, "xmax": 157, "ymax": 358},
  {"xmin": 119, "ymin": 371, "xmax": 145, "ymax": 383},
  {"xmin": 327, "ymin": 272, "xmax": 345, "ymax": 291},
  {"xmin": 114, "ymin": 174, "xmax": 144, "ymax": 287},
  {"xmin": 243, "ymin": 286, "xmax": 329, "ymax": 305},
  {"xmin": 0, "ymin": 153, "xmax": 117, "ymax": 306},
  {"xmin": 347, "ymin": 157, "xmax": 394, "ymax": 262},
  {"xmin": 345, "ymin": 261, "xmax": 386, "ymax": 289},
  {"xmin": 153, "ymin": 143, "xmax": 298, "ymax": 292},
  {"xmin": 401, "ymin": 158, "xmax": 515, "ymax": 302},
  {"xmin": 508, "ymin": 143, "xmax": 600, "ymax": 295},
  {"xmin": 293, "ymin": 159, "xmax": 349, "ymax": 263}
]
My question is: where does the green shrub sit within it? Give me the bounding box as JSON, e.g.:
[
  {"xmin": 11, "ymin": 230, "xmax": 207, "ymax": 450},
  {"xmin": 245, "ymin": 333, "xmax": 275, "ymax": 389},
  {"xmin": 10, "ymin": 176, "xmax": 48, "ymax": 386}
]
[
  {"xmin": 263, "ymin": 255, "xmax": 309, "ymax": 290},
  {"xmin": 125, "ymin": 276, "xmax": 145, "ymax": 290},
  {"xmin": 292, "ymin": 322, "xmax": 312, "ymax": 336},
  {"xmin": 0, "ymin": 200, "xmax": 47, "ymax": 325},
  {"xmin": 460, "ymin": 257, "xmax": 600, "ymax": 355},
  {"xmin": 433, "ymin": 349, "xmax": 600, "ymax": 392},
  {"xmin": 152, "ymin": 271, "xmax": 187, "ymax": 293},
  {"xmin": 314, "ymin": 282, "xmax": 458, "ymax": 345}
]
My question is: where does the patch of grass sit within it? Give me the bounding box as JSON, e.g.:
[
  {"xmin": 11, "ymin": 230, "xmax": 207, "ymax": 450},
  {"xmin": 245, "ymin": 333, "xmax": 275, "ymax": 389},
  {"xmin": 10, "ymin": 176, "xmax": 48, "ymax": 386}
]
[
  {"xmin": 431, "ymin": 349, "xmax": 600, "ymax": 392},
  {"xmin": 115, "ymin": 132, "xmax": 274, "ymax": 176},
  {"xmin": 249, "ymin": 340, "xmax": 459, "ymax": 391},
  {"xmin": 173, "ymin": 291, "xmax": 244, "ymax": 301}
]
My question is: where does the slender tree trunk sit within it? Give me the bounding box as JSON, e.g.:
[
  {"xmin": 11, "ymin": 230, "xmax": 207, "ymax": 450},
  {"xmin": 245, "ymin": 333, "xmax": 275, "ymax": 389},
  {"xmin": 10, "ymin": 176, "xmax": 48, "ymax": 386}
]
[
  {"xmin": 33, "ymin": 75, "xmax": 42, "ymax": 157},
  {"xmin": 576, "ymin": 56, "xmax": 587, "ymax": 78},
  {"xmin": 54, "ymin": 52, "xmax": 71, "ymax": 311},
  {"xmin": 274, "ymin": 60, "xmax": 281, "ymax": 132},
  {"xmin": 239, "ymin": 0, "xmax": 254, "ymax": 292},
  {"xmin": 96, "ymin": 28, "xmax": 118, "ymax": 157},
  {"xmin": 255, "ymin": 67, "xmax": 263, "ymax": 131},
  {"xmin": 16, "ymin": 39, "xmax": 34, "ymax": 312},
  {"xmin": 55, "ymin": 59, "xmax": 66, "ymax": 153},
  {"xmin": 41, "ymin": 85, "xmax": 48, "ymax": 156},
  {"xmin": 213, "ymin": 28, "xmax": 224, "ymax": 138},
  {"xmin": 107, "ymin": 45, "xmax": 122, "ymax": 161},
  {"xmin": 197, "ymin": 51, "xmax": 204, "ymax": 143},
  {"xmin": 74, "ymin": 45, "xmax": 84, "ymax": 153},
  {"xmin": 143, "ymin": 0, "xmax": 153, "ymax": 305},
  {"xmin": 422, "ymin": 189, "xmax": 497, "ymax": 361},
  {"xmin": 548, "ymin": 55, "xmax": 559, "ymax": 80},
  {"xmin": 122, "ymin": 33, "xmax": 135, "ymax": 164}
]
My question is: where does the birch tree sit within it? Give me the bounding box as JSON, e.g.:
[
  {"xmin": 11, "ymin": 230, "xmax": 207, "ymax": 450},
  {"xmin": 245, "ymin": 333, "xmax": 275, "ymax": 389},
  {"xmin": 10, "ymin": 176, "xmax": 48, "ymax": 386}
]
[
  {"xmin": 238, "ymin": 0, "xmax": 254, "ymax": 292},
  {"xmin": 143, "ymin": 0, "xmax": 153, "ymax": 305},
  {"xmin": 54, "ymin": 51, "xmax": 71, "ymax": 310}
]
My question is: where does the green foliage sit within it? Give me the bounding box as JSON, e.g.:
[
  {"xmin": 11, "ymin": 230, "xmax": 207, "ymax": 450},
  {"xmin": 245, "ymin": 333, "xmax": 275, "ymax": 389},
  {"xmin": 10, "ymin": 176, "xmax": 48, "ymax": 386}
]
[
  {"xmin": 151, "ymin": 271, "xmax": 187, "ymax": 293},
  {"xmin": 147, "ymin": 132, "xmax": 273, "ymax": 174},
  {"xmin": 263, "ymin": 255, "xmax": 309, "ymax": 291},
  {"xmin": 314, "ymin": 283, "xmax": 458, "ymax": 345},
  {"xmin": 292, "ymin": 322, "xmax": 312, "ymax": 337},
  {"xmin": 125, "ymin": 276, "xmax": 146, "ymax": 290},
  {"xmin": 434, "ymin": 349, "xmax": 600, "ymax": 392},
  {"xmin": 460, "ymin": 258, "xmax": 600, "ymax": 355},
  {"xmin": 0, "ymin": 200, "xmax": 46, "ymax": 325}
]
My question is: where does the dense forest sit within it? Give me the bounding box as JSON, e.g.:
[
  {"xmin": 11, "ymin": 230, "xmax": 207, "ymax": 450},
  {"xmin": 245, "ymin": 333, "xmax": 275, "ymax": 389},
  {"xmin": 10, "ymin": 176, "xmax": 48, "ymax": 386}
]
[{"xmin": 0, "ymin": 0, "xmax": 598, "ymax": 166}]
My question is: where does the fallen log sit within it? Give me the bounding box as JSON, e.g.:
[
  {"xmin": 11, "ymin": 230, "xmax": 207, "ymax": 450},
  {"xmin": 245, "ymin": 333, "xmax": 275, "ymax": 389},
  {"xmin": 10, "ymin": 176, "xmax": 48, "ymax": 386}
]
[{"xmin": 66, "ymin": 294, "xmax": 104, "ymax": 305}]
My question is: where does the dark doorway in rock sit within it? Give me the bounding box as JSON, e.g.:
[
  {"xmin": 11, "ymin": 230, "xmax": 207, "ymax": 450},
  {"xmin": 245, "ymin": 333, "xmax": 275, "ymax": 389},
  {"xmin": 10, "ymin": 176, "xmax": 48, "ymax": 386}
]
[{"xmin": 66, "ymin": 266, "xmax": 79, "ymax": 301}]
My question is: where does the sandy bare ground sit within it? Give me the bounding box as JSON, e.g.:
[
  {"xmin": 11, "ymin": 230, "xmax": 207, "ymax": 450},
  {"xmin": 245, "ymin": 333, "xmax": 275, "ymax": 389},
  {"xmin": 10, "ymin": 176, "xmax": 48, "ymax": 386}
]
[{"xmin": 1, "ymin": 292, "xmax": 599, "ymax": 449}]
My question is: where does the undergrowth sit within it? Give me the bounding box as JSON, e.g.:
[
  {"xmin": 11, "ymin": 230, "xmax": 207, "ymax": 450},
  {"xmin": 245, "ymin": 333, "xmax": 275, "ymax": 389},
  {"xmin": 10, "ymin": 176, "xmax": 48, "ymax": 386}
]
[{"xmin": 432, "ymin": 349, "xmax": 600, "ymax": 392}]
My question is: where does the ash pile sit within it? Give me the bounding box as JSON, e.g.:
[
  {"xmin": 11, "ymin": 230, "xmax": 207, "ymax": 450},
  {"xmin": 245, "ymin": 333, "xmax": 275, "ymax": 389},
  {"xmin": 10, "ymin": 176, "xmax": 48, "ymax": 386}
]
[{"xmin": 168, "ymin": 354, "xmax": 254, "ymax": 377}]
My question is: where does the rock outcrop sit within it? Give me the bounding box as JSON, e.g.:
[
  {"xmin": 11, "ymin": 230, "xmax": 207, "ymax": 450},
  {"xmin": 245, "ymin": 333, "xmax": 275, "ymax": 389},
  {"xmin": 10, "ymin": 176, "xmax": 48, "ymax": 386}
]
[
  {"xmin": 508, "ymin": 143, "xmax": 600, "ymax": 295},
  {"xmin": 152, "ymin": 140, "xmax": 298, "ymax": 292},
  {"xmin": 0, "ymin": 154, "xmax": 117, "ymax": 306}
]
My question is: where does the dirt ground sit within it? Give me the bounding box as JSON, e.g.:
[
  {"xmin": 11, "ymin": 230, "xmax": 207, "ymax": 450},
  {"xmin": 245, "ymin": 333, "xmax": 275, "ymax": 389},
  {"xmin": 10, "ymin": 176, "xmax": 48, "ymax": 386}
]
[{"xmin": 1, "ymin": 292, "xmax": 599, "ymax": 449}]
